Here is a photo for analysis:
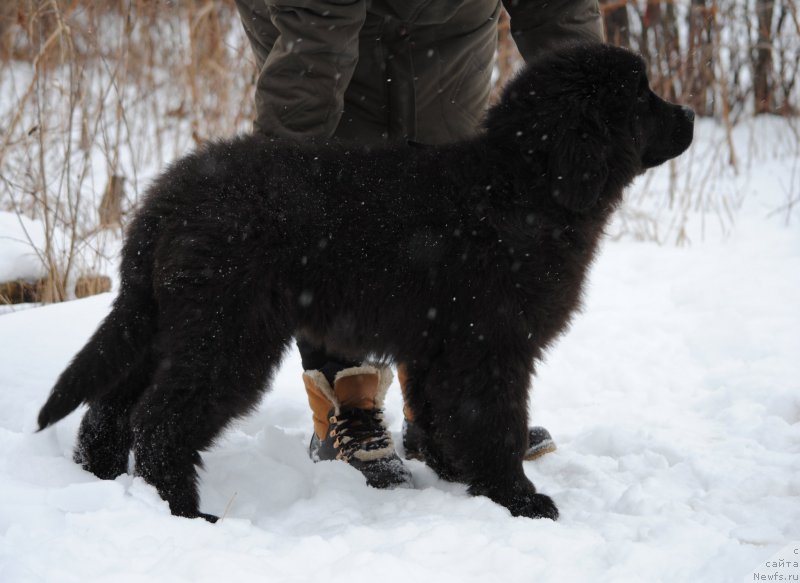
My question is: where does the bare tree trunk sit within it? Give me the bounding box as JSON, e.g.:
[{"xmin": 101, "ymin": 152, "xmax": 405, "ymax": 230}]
[
  {"xmin": 602, "ymin": 0, "xmax": 631, "ymax": 47},
  {"xmin": 754, "ymin": 0, "xmax": 775, "ymax": 114},
  {"xmin": 661, "ymin": 1, "xmax": 681, "ymax": 102},
  {"xmin": 686, "ymin": 0, "xmax": 715, "ymax": 116},
  {"xmin": 643, "ymin": 0, "xmax": 680, "ymax": 101},
  {"xmin": 774, "ymin": 0, "xmax": 799, "ymax": 115}
]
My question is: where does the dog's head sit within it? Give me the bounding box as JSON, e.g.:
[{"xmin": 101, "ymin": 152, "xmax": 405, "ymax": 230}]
[{"xmin": 486, "ymin": 43, "xmax": 694, "ymax": 213}]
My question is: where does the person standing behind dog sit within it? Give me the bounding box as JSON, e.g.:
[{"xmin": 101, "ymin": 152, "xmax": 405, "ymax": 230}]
[{"xmin": 234, "ymin": 0, "xmax": 604, "ymax": 488}]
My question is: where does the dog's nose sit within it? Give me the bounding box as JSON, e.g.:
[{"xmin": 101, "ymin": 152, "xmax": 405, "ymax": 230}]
[{"xmin": 681, "ymin": 106, "xmax": 695, "ymax": 122}]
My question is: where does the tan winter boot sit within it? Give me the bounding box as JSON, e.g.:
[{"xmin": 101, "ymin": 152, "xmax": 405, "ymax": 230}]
[
  {"xmin": 304, "ymin": 365, "xmax": 412, "ymax": 489},
  {"xmin": 397, "ymin": 365, "xmax": 557, "ymax": 462}
]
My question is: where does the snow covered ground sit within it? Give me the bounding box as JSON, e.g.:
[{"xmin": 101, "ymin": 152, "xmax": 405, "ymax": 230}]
[{"xmin": 1, "ymin": 118, "xmax": 799, "ymax": 582}]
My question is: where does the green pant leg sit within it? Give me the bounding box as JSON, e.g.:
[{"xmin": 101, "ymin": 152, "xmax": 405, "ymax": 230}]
[
  {"xmin": 234, "ymin": 0, "xmax": 365, "ymax": 139},
  {"xmin": 234, "ymin": 0, "xmax": 278, "ymax": 70},
  {"xmin": 506, "ymin": 0, "xmax": 605, "ymax": 58},
  {"xmin": 339, "ymin": 0, "xmax": 501, "ymax": 145}
]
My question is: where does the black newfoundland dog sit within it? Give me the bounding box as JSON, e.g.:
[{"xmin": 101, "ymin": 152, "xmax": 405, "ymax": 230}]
[{"xmin": 38, "ymin": 44, "xmax": 693, "ymax": 521}]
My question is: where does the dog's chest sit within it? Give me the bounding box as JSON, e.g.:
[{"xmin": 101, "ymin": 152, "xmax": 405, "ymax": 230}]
[{"xmin": 505, "ymin": 222, "xmax": 599, "ymax": 343}]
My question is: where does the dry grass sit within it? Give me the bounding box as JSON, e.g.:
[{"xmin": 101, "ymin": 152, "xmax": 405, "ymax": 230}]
[
  {"xmin": 0, "ymin": 1, "xmax": 797, "ymax": 303},
  {"xmin": 0, "ymin": 0, "xmax": 255, "ymax": 303}
]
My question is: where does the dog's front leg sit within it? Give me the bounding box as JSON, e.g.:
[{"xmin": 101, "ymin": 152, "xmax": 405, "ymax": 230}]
[{"xmin": 420, "ymin": 351, "xmax": 559, "ymax": 520}]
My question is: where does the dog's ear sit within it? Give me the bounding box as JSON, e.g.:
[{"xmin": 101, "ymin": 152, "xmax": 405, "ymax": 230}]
[{"xmin": 548, "ymin": 121, "xmax": 609, "ymax": 213}]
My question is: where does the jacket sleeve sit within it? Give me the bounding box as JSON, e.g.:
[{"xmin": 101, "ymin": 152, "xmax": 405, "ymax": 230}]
[
  {"xmin": 244, "ymin": 0, "xmax": 366, "ymax": 139},
  {"xmin": 503, "ymin": 0, "xmax": 605, "ymax": 61}
]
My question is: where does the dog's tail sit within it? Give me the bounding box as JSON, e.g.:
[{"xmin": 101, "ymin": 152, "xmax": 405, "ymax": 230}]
[{"xmin": 37, "ymin": 214, "xmax": 159, "ymax": 431}]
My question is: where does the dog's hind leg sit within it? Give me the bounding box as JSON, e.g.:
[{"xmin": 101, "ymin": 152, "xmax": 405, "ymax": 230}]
[
  {"xmin": 75, "ymin": 348, "xmax": 156, "ymax": 480},
  {"xmin": 419, "ymin": 350, "xmax": 559, "ymax": 520},
  {"xmin": 129, "ymin": 294, "xmax": 291, "ymax": 521}
]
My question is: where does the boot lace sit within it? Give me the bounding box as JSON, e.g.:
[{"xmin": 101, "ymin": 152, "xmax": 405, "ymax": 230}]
[{"xmin": 328, "ymin": 408, "xmax": 391, "ymax": 461}]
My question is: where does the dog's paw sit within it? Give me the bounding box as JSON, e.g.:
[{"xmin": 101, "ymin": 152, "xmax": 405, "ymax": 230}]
[
  {"xmin": 508, "ymin": 492, "xmax": 559, "ymax": 520},
  {"xmin": 73, "ymin": 442, "xmax": 129, "ymax": 481},
  {"xmin": 473, "ymin": 481, "xmax": 560, "ymax": 520}
]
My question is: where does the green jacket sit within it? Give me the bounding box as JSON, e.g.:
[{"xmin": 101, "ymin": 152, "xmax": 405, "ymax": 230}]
[{"xmin": 235, "ymin": 0, "xmax": 603, "ymax": 144}]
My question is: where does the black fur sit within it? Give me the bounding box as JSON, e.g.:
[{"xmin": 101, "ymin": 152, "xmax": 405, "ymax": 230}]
[{"xmin": 38, "ymin": 44, "xmax": 693, "ymax": 521}]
